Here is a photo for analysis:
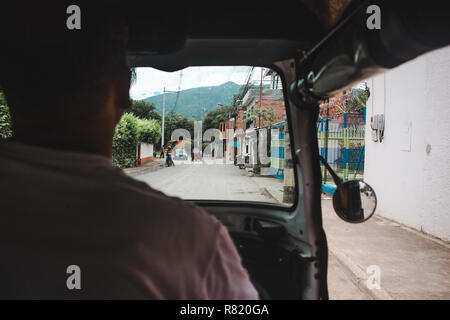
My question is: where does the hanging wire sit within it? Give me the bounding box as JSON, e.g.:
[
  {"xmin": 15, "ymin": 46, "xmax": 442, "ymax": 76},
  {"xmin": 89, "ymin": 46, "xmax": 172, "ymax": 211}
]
[{"xmin": 170, "ymin": 70, "xmax": 183, "ymax": 114}]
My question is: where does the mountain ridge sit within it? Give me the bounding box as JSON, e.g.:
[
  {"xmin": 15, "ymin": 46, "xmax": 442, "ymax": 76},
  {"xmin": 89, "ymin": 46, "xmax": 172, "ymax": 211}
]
[{"xmin": 142, "ymin": 81, "xmax": 240, "ymax": 119}]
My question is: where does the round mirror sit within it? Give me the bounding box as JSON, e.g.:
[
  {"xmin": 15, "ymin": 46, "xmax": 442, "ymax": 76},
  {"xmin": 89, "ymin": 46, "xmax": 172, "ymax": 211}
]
[{"xmin": 332, "ymin": 180, "xmax": 377, "ymax": 223}]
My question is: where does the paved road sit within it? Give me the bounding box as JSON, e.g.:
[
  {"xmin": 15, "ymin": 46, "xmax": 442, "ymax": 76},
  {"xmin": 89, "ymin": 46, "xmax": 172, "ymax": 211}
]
[
  {"xmin": 133, "ymin": 162, "xmax": 277, "ymax": 203},
  {"xmin": 131, "ymin": 162, "xmax": 369, "ymax": 299}
]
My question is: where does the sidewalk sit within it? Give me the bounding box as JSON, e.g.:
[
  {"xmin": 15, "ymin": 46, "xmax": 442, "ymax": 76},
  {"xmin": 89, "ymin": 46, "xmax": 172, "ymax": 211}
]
[
  {"xmin": 250, "ymin": 175, "xmax": 284, "ymax": 203},
  {"xmin": 322, "ymin": 196, "xmax": 450, "ymax": 300},
  {"xmin": 123, "ymin": 158, "xmax": 165, "ymax": 177},
  {"xmin": 253, "ymin": 175, "xmax": 450, "ymax": 299},
  {"xmin": 126, "ymin": 163, "xmax": 450, "ymax": 299}
]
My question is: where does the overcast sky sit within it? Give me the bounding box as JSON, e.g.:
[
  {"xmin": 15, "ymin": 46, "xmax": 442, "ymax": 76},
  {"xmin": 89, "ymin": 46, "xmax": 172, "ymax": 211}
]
[
  {"xmin": 129, "ymin": 66, "xmax": 367, "ymax": 100},
  {"xmin": 129, "ymin": 66, "xmax": 265, "ymax": 100}
]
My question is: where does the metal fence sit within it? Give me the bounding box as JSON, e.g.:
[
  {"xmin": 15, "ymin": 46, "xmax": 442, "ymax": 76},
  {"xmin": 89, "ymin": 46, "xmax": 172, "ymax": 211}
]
[
  {"xmin": 317, "ymin": 112, "xmax": 365, "ymax": 183},
  {"xmin": 269, "ymin": 122, "xmax": 286, "ymax": 179}
]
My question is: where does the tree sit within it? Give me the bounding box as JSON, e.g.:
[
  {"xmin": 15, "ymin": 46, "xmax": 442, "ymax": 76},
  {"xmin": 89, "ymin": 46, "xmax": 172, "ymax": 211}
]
[
  {"xmin": 203, "ymin": 104, "xmax": 237, "ymax": 132},
  {"xmin": 112, "ymin": 113, "xmax": 139, "ymax": 168},
  {"xmin": 345, "ymin": 88, "xmax": 370, "ymax": 113},
  {"xmin": 0, "ymin": 91, "xmax": 12, "ymax": 139},
  {"xmin": 243, "ymin": 107, "xmax": 274, "ymax": 128},
  {"xmin": 127, "ymin": 100, "xmax": 161, "ymax": 122},
  {"xmin": 112, "ymin": 113, "xmax": 163, "ymax": 167},
  {"xmin": 136, "ymin": 118, "xmax": 161, "ymax": 145},
  {"xmin": 164, "ymin": 111, "xmax": 195, "ymax": 145}
]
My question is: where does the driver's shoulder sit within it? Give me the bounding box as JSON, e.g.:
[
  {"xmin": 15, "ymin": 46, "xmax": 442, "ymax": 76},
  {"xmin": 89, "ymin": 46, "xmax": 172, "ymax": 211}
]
[{"xmin": 107, "ymin": 171, "xmax": 222, "ymax": 244}]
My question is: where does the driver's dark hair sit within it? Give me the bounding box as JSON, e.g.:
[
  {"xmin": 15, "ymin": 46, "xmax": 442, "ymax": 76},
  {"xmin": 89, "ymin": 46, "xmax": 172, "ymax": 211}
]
[{"xmin": 0, "ymin": 1, "xmax": 128, "ymax": 120}]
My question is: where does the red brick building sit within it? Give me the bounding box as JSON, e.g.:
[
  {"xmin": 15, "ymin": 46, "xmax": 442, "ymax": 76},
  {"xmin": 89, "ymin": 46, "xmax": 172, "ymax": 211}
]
[
  {"xmin": 319, "ymin": 90, "xmax": 352, "ymax": 118},
  {"xmin": 219, "ymin": 117, "xmax": 235, "ymax": 140},
  {"xmin": 319, "ymin": 89, "xmax": 366, "ymax": 126},
  {"xmin": 240, "ymin": 88, "xmax": 286, "ymax": 129},
  {"xmin": 236, "ymin": 109, "xmax": 246, "ymax": 130}
]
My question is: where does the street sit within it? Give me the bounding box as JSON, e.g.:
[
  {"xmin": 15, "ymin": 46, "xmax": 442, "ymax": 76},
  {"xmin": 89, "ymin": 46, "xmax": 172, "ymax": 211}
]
[
  {"xmin": 129, "ymin": 161, "xmax": 369, "ymax": 299},
  {"xmin": 133, "ymin": 162, "xmax": 278, "ymax": 203}
]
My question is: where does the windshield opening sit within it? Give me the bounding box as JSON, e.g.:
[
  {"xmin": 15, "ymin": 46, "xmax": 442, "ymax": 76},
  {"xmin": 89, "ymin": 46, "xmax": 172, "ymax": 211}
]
[{"xmin": 116, "ymin": 66, "xmax": 296, "ymax": 207}]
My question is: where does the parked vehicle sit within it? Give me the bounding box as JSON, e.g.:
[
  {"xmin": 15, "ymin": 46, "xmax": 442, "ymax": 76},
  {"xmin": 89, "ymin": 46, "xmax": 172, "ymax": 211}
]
[{"xmin": 174, "ymin": 149, "xmax": 188, "ymax": 160}]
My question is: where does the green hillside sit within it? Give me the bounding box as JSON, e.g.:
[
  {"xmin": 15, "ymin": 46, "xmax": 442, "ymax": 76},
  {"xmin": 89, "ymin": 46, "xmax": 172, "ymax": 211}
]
[{"xmin": 143, "ymin": 81, "xmax": 240, "ymax": 119}]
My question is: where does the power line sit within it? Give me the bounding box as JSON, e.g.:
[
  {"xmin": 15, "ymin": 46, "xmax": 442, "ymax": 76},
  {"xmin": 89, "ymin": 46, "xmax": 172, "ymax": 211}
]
[
  {"xmin": 170, "ymin": 70, "xmax": 183, "ymax": 114},
  {"xmin": 234, "ymin": 66, "xmax": 254, "ymax": 107}
]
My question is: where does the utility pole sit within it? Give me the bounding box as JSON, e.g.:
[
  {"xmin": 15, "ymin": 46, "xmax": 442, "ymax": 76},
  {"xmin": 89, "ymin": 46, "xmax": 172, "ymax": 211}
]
[
  {"xmin": 323, "ymin": 98, "xmax": 330, "ymax": 184},
  {"xmin": 227, "ymin": 110, "xmax": 233, "ymax": 163},
  {"xmin": 161, "ymin": 87, "xmax": 166, "ymax": 150},
  {"xmin": 161, "ymin": 87, "xmax": 178, "ymax": 150},
  {"xmin": 260, "ymin": 67, "xmax": 263, "ymax": 109}
]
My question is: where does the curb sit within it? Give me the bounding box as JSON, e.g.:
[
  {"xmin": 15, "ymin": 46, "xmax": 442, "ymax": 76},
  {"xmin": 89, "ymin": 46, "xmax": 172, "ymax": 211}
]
[
  {"xmin": 328, "ymin": 244, "xmax": 393, "ymax": 300},
  {"xmin": 261, "ymin": 187, "xmax": 281, "ymax": 204},
  {"xmin": 124, "ymin": 164, "xmax": 164, "ymax": 177}
]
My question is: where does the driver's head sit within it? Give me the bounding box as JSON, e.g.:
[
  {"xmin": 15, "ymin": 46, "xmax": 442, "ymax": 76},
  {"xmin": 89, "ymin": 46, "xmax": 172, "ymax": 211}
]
[{"xmin": 0, "ymin": 1, "xmax": 130, "ymax": 155}]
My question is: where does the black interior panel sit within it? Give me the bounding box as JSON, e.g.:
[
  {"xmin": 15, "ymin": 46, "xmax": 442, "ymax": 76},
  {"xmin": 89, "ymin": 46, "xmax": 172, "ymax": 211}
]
[{"xmin": 230, "ymin": 232, "xmax": 309, "ymax": 300}]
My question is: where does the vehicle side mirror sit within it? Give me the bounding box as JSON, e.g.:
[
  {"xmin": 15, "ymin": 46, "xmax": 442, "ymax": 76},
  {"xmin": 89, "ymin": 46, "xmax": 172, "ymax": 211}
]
[
  {"xmin": 333, "ymin": 180, "xmax": 377, "ymax": 223},
  {"xmin": 319, "ymin": 156, "xmax": 377, "ymax": 223}
]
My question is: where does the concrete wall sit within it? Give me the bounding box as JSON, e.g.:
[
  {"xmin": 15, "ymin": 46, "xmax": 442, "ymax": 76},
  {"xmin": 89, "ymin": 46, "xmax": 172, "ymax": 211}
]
[
  {"xmin": 137, "ymin": 143, "xmax": 153, "ymax": 165},
  {"xmin": 364, "ymin": 45, "xmax": 450, "ymax": 241},
  {"xmin": 140, "ymin": 143, "xmax": 154, "ymax": 159}
]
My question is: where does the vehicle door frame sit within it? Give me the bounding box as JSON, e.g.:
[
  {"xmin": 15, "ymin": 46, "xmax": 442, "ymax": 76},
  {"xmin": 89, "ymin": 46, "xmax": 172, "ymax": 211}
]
[{"xmin": 192, "ymin": 60, "xmax": 329, "ymax": 300}]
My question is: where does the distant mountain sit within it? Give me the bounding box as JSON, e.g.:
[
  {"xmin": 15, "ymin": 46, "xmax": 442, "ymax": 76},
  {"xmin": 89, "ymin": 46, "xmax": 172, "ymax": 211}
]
[{"xmin": 142, "ymin": 81, "xmax": 240, "ymax": 119}]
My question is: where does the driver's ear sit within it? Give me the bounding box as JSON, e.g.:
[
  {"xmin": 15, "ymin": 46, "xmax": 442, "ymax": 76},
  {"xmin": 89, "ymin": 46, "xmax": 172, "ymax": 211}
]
[{"xmin": 115, "ymin": 67, "xmax": 132, "ymax": 111}]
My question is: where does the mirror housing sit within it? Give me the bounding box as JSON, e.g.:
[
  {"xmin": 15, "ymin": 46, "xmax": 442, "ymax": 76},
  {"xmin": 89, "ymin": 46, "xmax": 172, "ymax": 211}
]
[
  {"xmin": 319, "ymin": 156, "xmax": 377, "ymax": 223},
  {"xmin": 332, "ymin": 180, "xmax": 377, "ymax": 223}
]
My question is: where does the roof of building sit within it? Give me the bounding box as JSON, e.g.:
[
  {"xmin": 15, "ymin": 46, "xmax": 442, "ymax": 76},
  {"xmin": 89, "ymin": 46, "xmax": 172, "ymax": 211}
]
[{"xmin": 242, "ymin": 88, "xmax": 284, "ymax": 107}]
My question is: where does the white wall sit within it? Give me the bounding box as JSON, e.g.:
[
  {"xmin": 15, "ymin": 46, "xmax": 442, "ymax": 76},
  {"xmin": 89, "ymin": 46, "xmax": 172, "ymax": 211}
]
[
  {"xmin": 364, "ymin": 45, "xmax": 450, "ymax": 242},
  {"xmin": 140, "ymin": 143, "xmax": 154, "ymax": 159}
]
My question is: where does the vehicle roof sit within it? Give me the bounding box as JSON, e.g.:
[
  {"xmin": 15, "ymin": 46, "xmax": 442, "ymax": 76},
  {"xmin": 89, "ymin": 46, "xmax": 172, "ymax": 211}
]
[{"xmin": 125, "ymin": 0, "xmax": 355, "ymax": 71}]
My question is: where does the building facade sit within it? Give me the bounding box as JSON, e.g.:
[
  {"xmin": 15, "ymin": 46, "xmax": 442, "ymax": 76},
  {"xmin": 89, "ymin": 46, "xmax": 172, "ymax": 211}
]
[
  {"xmin": 364, "ymin": 45, "xmax": 450, "ymax": 241},
  {"xmin": 241, "ymin": 88, "xmax": 286, "ymax": 129}
]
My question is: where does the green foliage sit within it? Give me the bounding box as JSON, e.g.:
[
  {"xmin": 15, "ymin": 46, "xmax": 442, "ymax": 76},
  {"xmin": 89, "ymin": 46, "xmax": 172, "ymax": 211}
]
[
  {"xmin": 345, "ymin": 88, "xmax": 370, "ymax": 113},
  {"xmin": 0, "ymin": 91, "xmax": 12, "ymax": 139},
  {"xmin": 128, "ymin": 100, "xmax": 161, "ymax": 122},
  {"xmin": 112, "ymin": 113, "xmax": 139, "ymax": 168},
  {"xmin": 0, "ymin": 91, "xmax": 6, "ymax": 105},
  {"xmin": 136, "ymin": 118, "xmax": 161, "ymax": 145},
  {"xmin": 203, "ymin": 104, "xmax": 237, "ymax": 131},
  {"xmin": 164, "ymin": 111, "xmax": 195, "ymax": 145},
  {"xmin": 112, "ymin": 113, "xmax": 163, "ymax": 167},
  {"xmin": 243, "ymin": 107, "xmax": 274, "ymax": 128}
]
